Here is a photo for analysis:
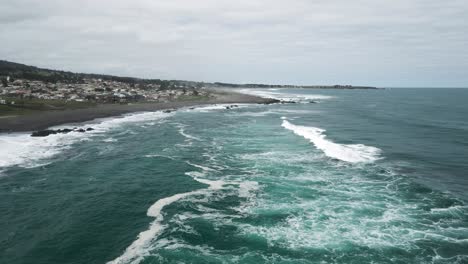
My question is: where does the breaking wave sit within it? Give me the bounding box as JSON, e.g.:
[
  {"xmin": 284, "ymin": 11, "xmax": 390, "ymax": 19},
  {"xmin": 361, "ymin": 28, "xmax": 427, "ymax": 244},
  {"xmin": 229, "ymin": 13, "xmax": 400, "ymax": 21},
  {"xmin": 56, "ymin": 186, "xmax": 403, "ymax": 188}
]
[
  {"xmin": 109, "ymin": 159, "xmax": 258, "ymax": 264},
  {"xmin": 0, "ymin": 111, "xmax": 173, "ymax": 169},
  {"xmin": 108, "ymin": 175, "xmax": 224, "ymax": 264},
  {"xmin": 184, "ymin": 104, "xmax": 250, "ymax": 112},
  {"xmin": 281, "ymin": 119, "xmax": 382, "ymax": 163}
]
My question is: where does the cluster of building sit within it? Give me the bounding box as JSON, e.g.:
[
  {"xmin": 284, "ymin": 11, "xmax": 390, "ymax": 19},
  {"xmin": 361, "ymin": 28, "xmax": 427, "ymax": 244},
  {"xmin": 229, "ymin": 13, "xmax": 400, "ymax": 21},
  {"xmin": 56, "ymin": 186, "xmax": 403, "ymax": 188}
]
[{"xmin": 0, "ymin": 77, "xmax": 207, "ymax": 104}]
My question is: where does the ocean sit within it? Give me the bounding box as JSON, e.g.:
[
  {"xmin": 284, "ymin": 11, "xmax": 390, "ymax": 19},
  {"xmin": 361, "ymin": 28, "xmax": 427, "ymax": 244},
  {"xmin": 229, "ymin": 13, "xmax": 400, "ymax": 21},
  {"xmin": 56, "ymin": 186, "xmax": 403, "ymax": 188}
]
[{"xmin": 0, "ymin": 88, "xmax": 467, "ymax": 263}]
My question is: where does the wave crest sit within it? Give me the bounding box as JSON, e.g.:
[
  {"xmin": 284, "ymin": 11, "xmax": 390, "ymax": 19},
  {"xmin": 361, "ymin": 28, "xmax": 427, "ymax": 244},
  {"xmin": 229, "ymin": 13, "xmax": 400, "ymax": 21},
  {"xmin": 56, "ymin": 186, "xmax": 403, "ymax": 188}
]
[{"xmin": 281, "ymin": 120, "xmax": 382, "ymax": 163}]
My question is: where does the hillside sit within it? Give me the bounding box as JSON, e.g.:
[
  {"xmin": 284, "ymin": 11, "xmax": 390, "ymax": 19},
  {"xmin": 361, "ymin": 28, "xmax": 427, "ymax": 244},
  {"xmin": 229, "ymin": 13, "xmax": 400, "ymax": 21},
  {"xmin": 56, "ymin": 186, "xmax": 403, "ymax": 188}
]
[
  {"xmin": 0, "ymin": 60, "xmax": 183, "ymax": 88},
  {"xmin": 0, "ymin": 60, "xmax": 377, "ymax": 89}
]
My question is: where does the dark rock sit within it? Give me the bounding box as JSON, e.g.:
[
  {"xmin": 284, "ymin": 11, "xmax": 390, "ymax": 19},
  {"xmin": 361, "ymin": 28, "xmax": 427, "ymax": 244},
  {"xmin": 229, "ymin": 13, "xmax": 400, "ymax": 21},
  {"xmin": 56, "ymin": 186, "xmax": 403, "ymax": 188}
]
[
  {"xmin": 57, "ymin": 128, "xmax": 73, "ymax": 134},
  {"xmin": 163, "ymin": 110, "xmax": 172, "ymax": 113},
  {"xmin": 31, "ymin": 127, "xmax": 91, "ymax": 137},
  {"xmin": 309, "ymin": 101, "xmax": 317, "ymax": 104},
  {"xmin": 225, "ymin": 106, "xmax": 231, "ymax": 109},
  {"xmin": 31, "ymin": 130, "xmax": 57, "ymax": 137},
  {"xmin": 262, "ymin": 99, "xmax": 280, "ymax": 105}
]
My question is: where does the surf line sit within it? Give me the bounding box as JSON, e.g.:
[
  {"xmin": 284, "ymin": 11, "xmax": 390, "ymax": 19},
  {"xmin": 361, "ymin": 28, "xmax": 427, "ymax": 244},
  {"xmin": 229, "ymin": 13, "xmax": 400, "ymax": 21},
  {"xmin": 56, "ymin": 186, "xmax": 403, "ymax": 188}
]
[{"xmin": 108, "ymin": 175, "xmax": 223, "ymax": 264}]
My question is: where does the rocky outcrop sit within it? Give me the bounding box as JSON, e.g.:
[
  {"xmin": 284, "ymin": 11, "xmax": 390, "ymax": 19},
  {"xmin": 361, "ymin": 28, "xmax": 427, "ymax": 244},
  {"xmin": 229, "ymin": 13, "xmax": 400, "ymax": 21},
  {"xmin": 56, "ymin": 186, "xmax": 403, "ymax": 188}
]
[
  {"xmin": 31, "ymin": 127, "xmax": 94, "ymax": 137},
  {"xmin": 225, "ymin": 105, "xmax": 239, "ymax": 110},
  {"xmin": 31, "ymin": 130, "xmax": 58, "ymax": 137},
  {"xmin": 262, "ymin": 99, "xmax": 281, "ymax": 105}
]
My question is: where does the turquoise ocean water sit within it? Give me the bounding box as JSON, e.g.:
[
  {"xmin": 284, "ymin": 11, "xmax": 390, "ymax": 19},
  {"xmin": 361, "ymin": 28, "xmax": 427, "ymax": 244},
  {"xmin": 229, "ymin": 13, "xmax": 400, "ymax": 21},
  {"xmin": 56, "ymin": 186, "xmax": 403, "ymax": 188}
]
[{"xmin": 1, "ymin": 88, "xmax": 467, "ymax": 263}]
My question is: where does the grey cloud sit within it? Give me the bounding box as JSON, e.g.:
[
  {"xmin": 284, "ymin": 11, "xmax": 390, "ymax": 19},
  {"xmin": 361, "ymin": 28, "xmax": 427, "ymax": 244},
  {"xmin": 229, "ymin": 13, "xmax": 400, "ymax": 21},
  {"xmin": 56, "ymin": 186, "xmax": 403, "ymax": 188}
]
[{"xmin": 0, "ymin": 0, "xmax": 467, "ymax": 87}]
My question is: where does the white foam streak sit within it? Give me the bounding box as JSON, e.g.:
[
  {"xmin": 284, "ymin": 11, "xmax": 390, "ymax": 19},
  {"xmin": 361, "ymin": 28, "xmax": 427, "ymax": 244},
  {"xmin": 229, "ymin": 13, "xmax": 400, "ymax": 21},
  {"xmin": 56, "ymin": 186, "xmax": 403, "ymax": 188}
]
[
  {"xmin": 281, "ymin": 120, "xmax": 381, "ymax": 163},
  {"xmin": 110, "ymin": 154, "xmax": 262, "ymax": 264},
  {"xmin": 186, "ymin": 161, "xmax": 217, "ymax": 172},
  {"xmin": 109, "ymin": 170, "xmax": 226, "ymax": 264},
  {"xmin": 144, "ymin": 154, "xmax": 176, "ymax": 160},
  {"xmin": 232, "ymin": 109, "xmax": 319, "ymax": 118},
  {"xmin": 177, "ymin": 126, "xmax": 201, "ymax": 141},
  {"xmin": 193, "ymin": 177, "xmax": 225, "ymax": 190},
  {"xmin": 239, "ymin": 89, "xmax": 333, "ymax": 102},
  {"xmin": 108, "ymin": 189, "xmax": 202, "ymax": 264}
]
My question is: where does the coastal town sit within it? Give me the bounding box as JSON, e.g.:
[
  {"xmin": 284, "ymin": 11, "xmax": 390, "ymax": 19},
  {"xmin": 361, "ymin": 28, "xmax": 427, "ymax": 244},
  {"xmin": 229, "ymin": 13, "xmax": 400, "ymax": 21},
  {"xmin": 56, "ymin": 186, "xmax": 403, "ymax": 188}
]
[
  {"xmin": 0, "ymin": 76, "xmax": 209, "ymax": 105},
  {"xmin": 0, "ymin": 59, "xmax": 378, "ymax": 109}
]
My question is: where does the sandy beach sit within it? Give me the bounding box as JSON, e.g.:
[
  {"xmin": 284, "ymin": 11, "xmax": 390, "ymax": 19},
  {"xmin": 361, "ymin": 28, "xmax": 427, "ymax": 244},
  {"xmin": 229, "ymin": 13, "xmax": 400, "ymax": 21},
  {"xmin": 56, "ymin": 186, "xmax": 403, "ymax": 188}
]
[{"xmin": 0, "ymin": 91, "xmax": 277, "ymax": 133}]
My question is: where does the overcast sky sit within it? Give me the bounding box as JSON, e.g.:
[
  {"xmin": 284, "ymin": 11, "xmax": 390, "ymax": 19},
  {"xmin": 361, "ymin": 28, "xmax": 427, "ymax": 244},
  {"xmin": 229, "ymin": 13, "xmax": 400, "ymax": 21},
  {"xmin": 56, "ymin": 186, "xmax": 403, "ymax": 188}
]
[{"xmin": 1, "ymin": 0, "xmax": 467, "ymax": 87}]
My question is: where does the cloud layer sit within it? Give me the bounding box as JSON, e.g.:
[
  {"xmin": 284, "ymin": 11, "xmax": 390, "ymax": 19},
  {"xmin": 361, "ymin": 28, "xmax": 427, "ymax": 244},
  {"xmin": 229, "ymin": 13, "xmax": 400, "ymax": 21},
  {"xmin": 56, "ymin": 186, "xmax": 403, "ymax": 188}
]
[{"xmin": 1, "ymin": 0, "xmax": 467, "ymax": 87}]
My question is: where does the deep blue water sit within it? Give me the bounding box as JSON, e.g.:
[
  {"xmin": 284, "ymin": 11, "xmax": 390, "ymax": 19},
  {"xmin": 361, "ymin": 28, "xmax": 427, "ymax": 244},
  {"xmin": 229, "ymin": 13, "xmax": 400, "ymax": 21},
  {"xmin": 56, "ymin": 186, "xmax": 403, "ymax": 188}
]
[
  {"xmin": 276, "ymin": 88, "xmax": 468, "ymax": 199},
  {"xmin": 0, "ymin": 88, "xmax": 467, "ymax": 263}
]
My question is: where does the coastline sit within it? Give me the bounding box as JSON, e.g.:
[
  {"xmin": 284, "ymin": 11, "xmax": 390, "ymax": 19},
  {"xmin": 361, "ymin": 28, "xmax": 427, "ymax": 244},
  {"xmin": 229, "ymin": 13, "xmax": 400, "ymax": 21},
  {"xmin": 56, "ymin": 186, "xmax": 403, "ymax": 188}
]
[{"xmin": 0, "ymin": 91, "xmax": 277, "ymax": 133}]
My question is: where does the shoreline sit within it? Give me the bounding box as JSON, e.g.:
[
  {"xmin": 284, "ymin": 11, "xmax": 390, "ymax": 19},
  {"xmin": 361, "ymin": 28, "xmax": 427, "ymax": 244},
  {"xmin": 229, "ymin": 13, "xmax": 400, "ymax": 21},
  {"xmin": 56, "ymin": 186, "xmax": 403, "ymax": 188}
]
[{"xmin": 0, "ymin": 91, "xmax": 278, "ymax": 133}]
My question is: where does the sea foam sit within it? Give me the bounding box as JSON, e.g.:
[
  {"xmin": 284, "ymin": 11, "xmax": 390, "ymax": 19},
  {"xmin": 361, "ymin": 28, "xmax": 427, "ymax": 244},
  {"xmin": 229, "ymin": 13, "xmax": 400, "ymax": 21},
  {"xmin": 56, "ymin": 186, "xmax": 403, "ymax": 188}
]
[
  {"xmin": 108, "ymin": 188, "xmax": 203, "ymax": 264},
  {"xmin": 281, "ymin": 119, "xmax": 381, "ymax": 163},
  {"xmin": 109, "ymin": 159, "xmax": 260, "ymax": 264},
  {"xmin": 0, "ymin": 111, "xmax": 173, "ymax": 169},
  {"xmin": 108, "ymin": 169, "xmax": 226, "ymax": 264}
]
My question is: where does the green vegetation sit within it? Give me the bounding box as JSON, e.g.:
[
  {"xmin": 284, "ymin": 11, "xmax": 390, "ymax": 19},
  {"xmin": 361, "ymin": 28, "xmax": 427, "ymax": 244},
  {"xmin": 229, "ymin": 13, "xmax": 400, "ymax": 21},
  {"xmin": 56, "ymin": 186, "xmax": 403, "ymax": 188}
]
[
  {"xmin": 0, "ymin": 97, "xmax": 96, "ymax": 116},
  {"xmin": 0, "ymin": 105, "xmax": 36, "ymax": 116},
  {"xmin": 176, "ymin": 94, "xmax": 211, "ymax": 102}
]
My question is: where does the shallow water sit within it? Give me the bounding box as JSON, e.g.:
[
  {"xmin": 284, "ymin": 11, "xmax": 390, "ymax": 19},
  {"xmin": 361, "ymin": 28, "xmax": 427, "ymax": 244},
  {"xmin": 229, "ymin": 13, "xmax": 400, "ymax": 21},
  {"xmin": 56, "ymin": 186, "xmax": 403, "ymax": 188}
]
[{"xmin": 1, "ymin": 88, "xmax": 467, "ymax": 263}]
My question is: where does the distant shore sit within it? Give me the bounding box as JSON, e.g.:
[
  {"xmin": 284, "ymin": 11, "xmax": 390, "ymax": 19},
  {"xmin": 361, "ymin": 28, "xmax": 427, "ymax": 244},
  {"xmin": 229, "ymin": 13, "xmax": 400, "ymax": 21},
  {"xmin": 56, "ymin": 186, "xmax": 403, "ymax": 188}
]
[{"xmin": 0, "ymin": 91, "xmax": 277, "ymax": 133}]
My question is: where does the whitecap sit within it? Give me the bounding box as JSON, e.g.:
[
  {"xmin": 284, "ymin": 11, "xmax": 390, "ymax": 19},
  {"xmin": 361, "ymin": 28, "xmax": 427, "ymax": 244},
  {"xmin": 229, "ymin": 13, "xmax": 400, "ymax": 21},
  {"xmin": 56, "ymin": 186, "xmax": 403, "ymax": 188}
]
[
  {"xmin": 0, "ymin": 111, "xmax": 173, "ymax": 169},
  {"xmin": 281, "ymin": 119, "xmax": 382, "ymax": 163},
  {"xmin": 192, "ymin": 177, "xmax": 225, "ymax": 190},
  {"xmin": 90, "ymin": 111, "xmax": 173, "ymax": 132},
  {"xmin": 430, "ymin": 205, "xmax": 467, "ymax": 218},
  {"xmin": 0, "ymin": 132, "xmax": 85, "ymax": 168},
  {"xmin": 238, "ymin": 181, "xmax": 259, "ymax": 198}
]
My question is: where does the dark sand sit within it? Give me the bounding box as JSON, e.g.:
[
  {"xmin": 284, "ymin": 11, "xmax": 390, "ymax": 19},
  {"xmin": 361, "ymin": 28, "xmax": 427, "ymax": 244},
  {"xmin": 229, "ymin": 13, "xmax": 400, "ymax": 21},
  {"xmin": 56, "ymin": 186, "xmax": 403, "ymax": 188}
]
[{"xmin": 0, "ymin": 91, "xmax": 277, "ymax": 133}]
